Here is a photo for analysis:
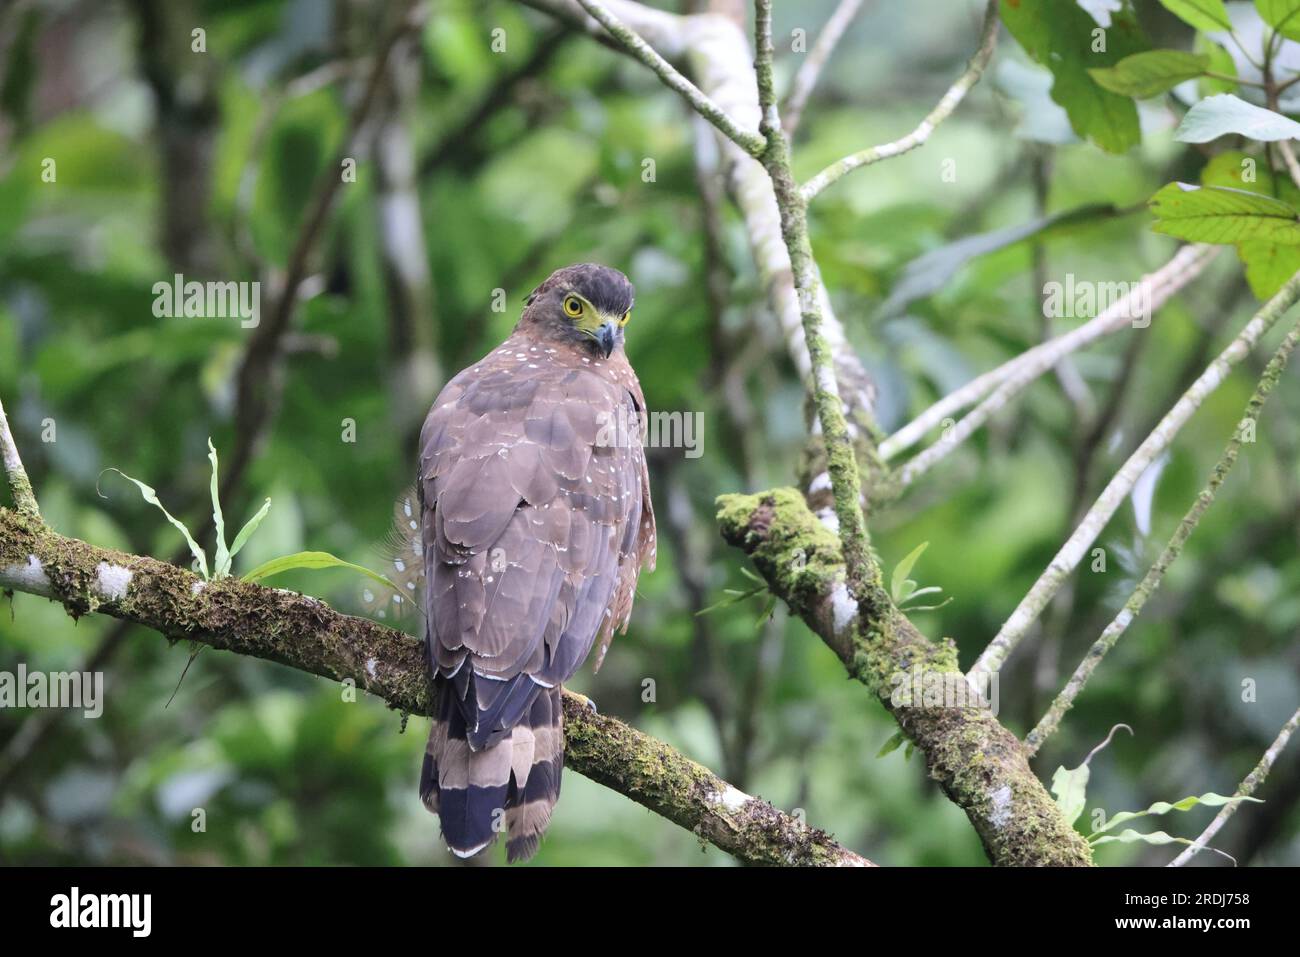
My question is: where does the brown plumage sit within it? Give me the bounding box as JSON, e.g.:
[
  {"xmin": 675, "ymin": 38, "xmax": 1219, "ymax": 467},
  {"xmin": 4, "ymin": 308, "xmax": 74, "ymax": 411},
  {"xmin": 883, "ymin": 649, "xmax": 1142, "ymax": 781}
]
[{"xmin": 417, "ymin": 264, "xmax": 655, "ymax": 862}]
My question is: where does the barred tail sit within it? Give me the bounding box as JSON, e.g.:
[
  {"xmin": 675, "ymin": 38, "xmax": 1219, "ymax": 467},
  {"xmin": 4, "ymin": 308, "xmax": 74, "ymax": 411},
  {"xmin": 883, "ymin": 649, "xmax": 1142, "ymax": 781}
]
[
  {"xmin": 504, "ymin": 685, "xmax": 564, "ymax": 863},
  {"xmin": 420, "ymin": 680, "xmax": 564, "ymax": 863}
]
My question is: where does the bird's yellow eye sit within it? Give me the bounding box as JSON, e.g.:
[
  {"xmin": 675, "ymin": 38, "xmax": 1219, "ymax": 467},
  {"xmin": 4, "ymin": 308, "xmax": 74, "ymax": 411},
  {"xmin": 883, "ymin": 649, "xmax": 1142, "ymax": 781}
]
[
  {"xmin": 563, "ymin": 296, "xmax": 583, "ymax": 318},
  {"xmin": 618, "ymin": 311, "xmax": 630, "ymax": 327}
]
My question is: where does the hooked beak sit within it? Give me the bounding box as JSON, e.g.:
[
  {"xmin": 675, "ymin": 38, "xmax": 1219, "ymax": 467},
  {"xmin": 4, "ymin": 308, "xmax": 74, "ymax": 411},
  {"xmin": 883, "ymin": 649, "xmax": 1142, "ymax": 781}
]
[{"xmin": 594, "ymin": 321, "xmax": 617, "ymax": 359}]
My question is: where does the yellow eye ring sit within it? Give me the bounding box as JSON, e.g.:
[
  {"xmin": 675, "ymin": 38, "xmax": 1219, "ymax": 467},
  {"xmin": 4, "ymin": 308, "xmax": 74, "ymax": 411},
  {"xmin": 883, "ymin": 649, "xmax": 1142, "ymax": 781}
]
[
  {"xmin": 563, "ymin": 296, "xmax": 583, "ymax": 317},
  {"xmin": 619, "ymin": 311, "xmax": 630, "ymax": 326}
]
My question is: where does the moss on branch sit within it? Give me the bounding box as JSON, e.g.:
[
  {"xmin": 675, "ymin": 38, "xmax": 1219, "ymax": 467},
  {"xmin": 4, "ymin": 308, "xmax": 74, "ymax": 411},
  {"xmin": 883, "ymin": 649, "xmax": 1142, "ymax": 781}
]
[
  {"xmin": 0, "ymin": 505, "xmax": 869, "ymax": 867},
  {"xmin": 562, "ymin": 694, "xmax": 870, "ymax": 865},
  {"xmin": 717, "ymin": 488, "xmax": 1094, "ymax": 867}
]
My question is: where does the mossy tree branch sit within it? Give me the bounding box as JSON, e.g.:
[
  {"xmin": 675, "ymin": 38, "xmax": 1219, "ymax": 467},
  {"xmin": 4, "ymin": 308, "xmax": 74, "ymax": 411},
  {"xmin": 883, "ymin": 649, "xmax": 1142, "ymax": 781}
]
[
  {"xmin": 0, "ymin": 505, "xmax": 870, "ymax": 867},
  {"xmin": 0, "ymin": 398, "xmax": 39, "ymax": 522},
  {"xmin": 753, "ymin": 0, "xmax": 875, "ymax": 602},
  {"xmin": 717, "ymin": 488, "xmax": 1094, "ymax": 867}
]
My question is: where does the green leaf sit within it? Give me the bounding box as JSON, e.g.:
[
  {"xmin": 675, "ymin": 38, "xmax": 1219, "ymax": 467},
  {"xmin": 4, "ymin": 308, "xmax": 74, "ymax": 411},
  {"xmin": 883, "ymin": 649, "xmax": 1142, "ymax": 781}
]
[
  {"xmin": 1175, "ymin": 93, "xmax": 1300, "ymax": 143},
  {"xmin": 1089, "ymin": 50, "xmax": 1209, "ymax": 98},
  {"xmin": 1149, "ymin": 182, "xmax": 1300, "ymax": 244},
  {"xmin": 1090, "ymin": 827, "xmax": 1185, "ymax": 847},
  {"xmin": 1160, "ymin": 0, "xmax": 1232, "ymax": 32},
  {"xmin": 877, "ymin": 731, "xmax": 906, "ymax": 758},
  {"xmin": 228, "ymin": 498, "xmax": 272, "ymax": 563},
  {"xmin": 240, "ymin": 550, "xmax": 402, "ymax": 594},
  {"xmin": 902, "ymin": 597, "xmax": 955, "ymax": 612},
  {"xmin": 1089, "ymin": 828, "xmax": 1240, "ymax": 863},
  {"xmin": 1200, "ymin": 149, "xmax": 1300, "ymax": 297},
  {"xmin": 891, "ymin": 541, "xmax": 929, "ymax": 603},
  {"xmin": 1051, "ymin": 763, "xmax": 1091, "ymax": 825},
  {"xmin": 1199, "ymin": 149, "xmax": 1277, "ymax": 195},
  {"xmin": 696, "ymin": 584, "xmax": 765, "ymax": 616},
  {"xmin": 105, "ymin": 469, "xmax": 209, "ymax": 579},
  {"xmin": 897, "ymin": 584, "xmax": 954, "ymax": 612},
  {"xmin": 207, "ymin": 439, "xmax": 229, "ymax": 578},
  {"xmin": 1239, "ymin": 240, "xmax": 1300, "ymax": 297},
  {"xmin": 903, "ymin": 585, "xmax": 943, "ymax": 601},
  {"xmin": 1091, "ymin": 792, "xmax": 1262, "ymax": 837},
  {"xmin": 1001, "ymin": 0, "xmax": 1148, "ymax": 153},
  {"xmin": 1255, "ymin": 0, "xmax": 1300, "ymax": 42}
]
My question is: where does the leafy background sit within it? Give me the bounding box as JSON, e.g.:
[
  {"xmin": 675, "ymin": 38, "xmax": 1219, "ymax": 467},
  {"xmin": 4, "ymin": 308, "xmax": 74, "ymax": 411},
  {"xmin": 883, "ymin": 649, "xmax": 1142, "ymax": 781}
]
[{"xmin": 0, "ymin": 0, "xmax": 1297, "ymax": 866}]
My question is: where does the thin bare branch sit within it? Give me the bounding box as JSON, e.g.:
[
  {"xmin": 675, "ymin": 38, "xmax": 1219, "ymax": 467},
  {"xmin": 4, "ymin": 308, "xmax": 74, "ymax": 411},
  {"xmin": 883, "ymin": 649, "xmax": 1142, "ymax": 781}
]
[
  {"xmin": 781, "ymin": 0, "xmax": 867, "ymax": 137},
  {"xmin": 1026, "ymin": 314, "xmax": 1300, "ymax": 755},
  {"xmin": 880, "ymin": 246, "xmax": 1216, "ymax": 463},
  {"xmin": 891, "ymin": 246, "xmax": 1217, "ymax": 489},
  {"xmin": 800, "ymin": 0, "xmax": 998, "ymax": 202},
  {"xmin": 573, "ymin": 0, "xmax": 766, "ymax": 156},
  {"xmin": 972, "ymin": 267, "xmax": 1300, "ymax": 678},
  {"xmin": 1169, "ymin": 707, "xmax": 1300, "ymax": 867}
]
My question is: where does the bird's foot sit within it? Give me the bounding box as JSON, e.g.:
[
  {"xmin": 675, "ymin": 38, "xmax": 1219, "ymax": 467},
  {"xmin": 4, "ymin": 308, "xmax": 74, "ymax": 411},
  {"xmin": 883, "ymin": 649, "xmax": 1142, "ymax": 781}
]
[{"xmin": 568, "ymin": 691, "xmax": 598, "ymax": 714}]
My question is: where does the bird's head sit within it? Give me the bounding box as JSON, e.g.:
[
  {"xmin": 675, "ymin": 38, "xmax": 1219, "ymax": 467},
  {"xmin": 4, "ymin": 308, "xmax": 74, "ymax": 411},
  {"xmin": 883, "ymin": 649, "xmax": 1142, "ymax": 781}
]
[{"xmin": 520, "ymin": 263, "xmax": 635, "ymax": 359}]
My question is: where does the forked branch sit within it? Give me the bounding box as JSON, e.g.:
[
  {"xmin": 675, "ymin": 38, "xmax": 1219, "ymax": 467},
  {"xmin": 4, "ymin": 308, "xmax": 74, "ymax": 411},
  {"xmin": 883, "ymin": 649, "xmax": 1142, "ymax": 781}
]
[
  {"xmin": 1027, "ymin": 314, "xmax": 1300, "ymax": 754},
  {"xmin": 973, "ymin": 268, "xmax": 1300, "ymax": 677},
  {"xmin": 800, "ymin": 0, "xmax": 999, "ymax": 202}
]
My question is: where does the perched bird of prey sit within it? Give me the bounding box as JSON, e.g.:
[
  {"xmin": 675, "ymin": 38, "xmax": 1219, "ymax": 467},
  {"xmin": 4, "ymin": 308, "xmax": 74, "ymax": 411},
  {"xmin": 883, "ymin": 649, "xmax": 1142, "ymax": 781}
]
[{"xmin": 417, "ymin": 263, "xmax": 656, "ymax": 862}]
